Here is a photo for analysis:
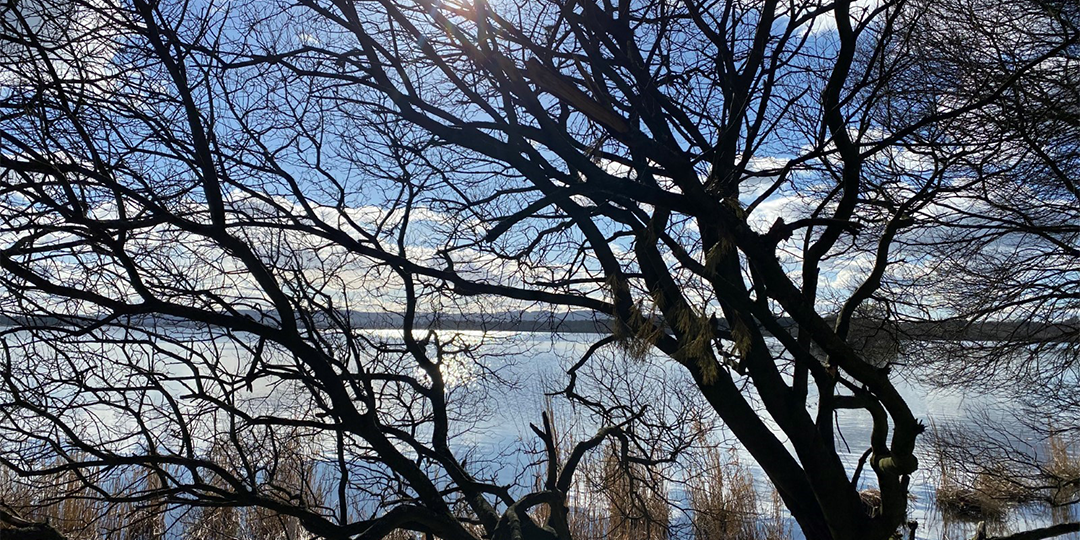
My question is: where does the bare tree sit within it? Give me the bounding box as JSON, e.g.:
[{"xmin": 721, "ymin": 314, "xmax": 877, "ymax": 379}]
[
  {"xmin": 885, "ymin": 0, "xmax": 1080, "ymax": 527},
  {"xmin": 0, "ymin": 0, "xmax": 1077, "ymax": 539}
]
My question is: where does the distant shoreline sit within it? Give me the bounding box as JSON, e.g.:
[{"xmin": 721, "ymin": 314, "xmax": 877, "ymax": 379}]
[{"xmin": 2, "ymin": 313, "xmax": 1076, "ymax": 342}]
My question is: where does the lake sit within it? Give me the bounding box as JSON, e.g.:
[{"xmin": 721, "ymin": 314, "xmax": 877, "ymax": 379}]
[
  {"xmin": 436, "ymin": 331, "xmax": 1079, "ymax": 540},
  {"xmin": 2, "ymin": 326, "xmax": 1075, "ymax": 539}
]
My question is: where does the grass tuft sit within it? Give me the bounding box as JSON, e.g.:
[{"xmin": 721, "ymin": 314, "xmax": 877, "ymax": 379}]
[{"xmin": 687, "ymin": 443, "xmax": 789, "ymax": 540}]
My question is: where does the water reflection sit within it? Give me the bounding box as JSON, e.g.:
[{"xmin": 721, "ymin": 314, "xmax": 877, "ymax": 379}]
[{"xmin": 451, "ymin": 332, "xmax": 1079, "ymax": 540}]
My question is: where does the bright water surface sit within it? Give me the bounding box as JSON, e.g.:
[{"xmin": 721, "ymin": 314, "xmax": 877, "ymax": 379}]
[
  {"xmin": 14, "ymin": 327, "xmax": 1073, "ymax": 540},
  {"xmin": 440, "ymin": 331, "xmax": 1079, "ymax": 540}
]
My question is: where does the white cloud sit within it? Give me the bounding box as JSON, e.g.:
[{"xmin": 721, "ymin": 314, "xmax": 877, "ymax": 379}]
[
  {"xmin": 1, "ymin": 0, "xmax": 125, "ymax": 93},
  {"xmin": 795, "ymin": 0, "xmax": 885, "ymax": 35}
]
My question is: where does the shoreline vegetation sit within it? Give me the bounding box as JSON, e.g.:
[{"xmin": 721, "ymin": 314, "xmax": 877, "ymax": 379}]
[
  {"xmin": 932, "ymin": 428, "xmax": 1080, "ymax": 540},
  {"xmin": 0, "ymin": 450, "xmax": 791, "ymax": 540},
  {"xmin": 6, "ymin": 409, "xmax": 1078, "ymax": 540},
  {"xmin": 2, "ymin": 0, "xmax": 1077, "ymax": 537},
  {"xmin": 0, "ymin": 409, "xmax": 796, "ymax": 540}
]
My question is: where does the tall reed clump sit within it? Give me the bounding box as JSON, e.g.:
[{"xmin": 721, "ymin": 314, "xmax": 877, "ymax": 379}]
[
  {"xmin": 117, "ymin": 469, "xmax": 168, "ymax": 540},
  {"xmin": 181, "ymin": 440, "xmax": 241, "ymax": 540},
  {"xmin": 230, "ymin": 431, "xmax": 326, "ymax": 540},
  {"xmin": 2, "ymin": 457, "xmax": 106, "ymax": 540},
  {"xmin": 760, "ymin": 488, "xmax": 792, "ymax": 540},
  {"xmin": 934, "ymin": 451, "xmax": 1008, "ymax": 519},
  {"xmin": 529, "ymin": 396, "xmax": 669, "ymax": 540},
  {"xmin": 1, "ymin": 434, "xmax": 332, "ymax": 540},
  {"xmin": 0, "ymin": 459, "xmax": 171, "ymax": 540},
  {"xmin": 687, "ymin": 445, "xmax": 789, "ymax": 540},
  {"xmin": 183, "ymin": 502, "xmax": 240, "ymax": 540},
  {"xmin": 930, "ymin": 423, "xmax": 1038, "ymax": 521},
  {"xmin": 528, "ymin": 399, "xmax": 792, "ymax": 540},
  {"xmin": 1044, "ymin": 430, "xmax": 1080, "ymax": 507},
  {"xmin": 530, "ymin": 440, "xmax": 669, "ymax": 540},
  {"xmin": 528, "ymin": 446, "xmax": 609, "ymax": 540},
  {"xmin": 565, "ymin": 454, "xmax": 611, "ymax": 540},
  {"xmin": 929, "ymin": 423, "xmax": 1080, "ymax": 523},
  {"xmin": 599, "ymin": 444, "xmax": 670, "ymax": 540}
]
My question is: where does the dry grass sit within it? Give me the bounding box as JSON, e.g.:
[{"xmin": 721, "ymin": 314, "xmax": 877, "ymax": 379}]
[
  {"xmin": 929, "ymin": 419, "xmax": 1029, "ymax": 521},
  {"xmin": 933, "ymin": 450, "xmax": 1020, "ymax": 520},
  {"xmin": 688, "ymin": 446, "xmax": 757, "ymax": 540},
  {"xmin": 599, "ymin": 445, "xmax": 669, "ymax": 540},
  {"xmin": 1044, "ymin": 430, "xmax": 1080, "ymax": 506},
  {"xmin": 687, "ymin": 445, "xmax": 789, "ymax": 540},
  {"xmin": 935, "ymin": 479, "xmax": 1008, "ymax": 520},
  {"xmin": 180, "ymin": 433, "xmax": 327, "ymax": 540},
  {"xmin": 530, "ymin": 397, "xmax": 669, "ymax": 540},
  {"xmin": 934, "ymin": 452, "xmax": 1037, "ymax": 520},
  {"xmin": 529, "ymin": 448, "xmax": 610, "ymax": 540},
  {"xmin": 2, "ymin": 459, "xmax": 107, "ymax": 540},
  {"xmin": 566, "ymin": 497, "xmax": 608, "ymax": 540},
  {"xmin": 933, "ymin": 428, "xmax": 1080, "ymax": 522},
  {"xmin": 4, "ymin": 415, "xmax": 800, "ymax": 540},
  {"xmin": 526, "ymin": 400, "xmax": 794, "ymax": 540},
  {"xmin": 0, "ymin": 462, "xmax": 171, "ymax": 540},
  {"xmin": 0, "ymin": 438, "xmax": 330, "ymax": 540},
  {"xmin": 183, "ymin": 503, "xmax": 240, "ymax": 540},
  {"xmin": 528, "ymin": 399, "xmax": 792, "ymax": 540},
  {"xmin": 3, "ymin": 445, "xmax": 799, "ymax": 540},
  {"xmin": 760, "ymin": 488, "xmax": 791, "ymax": 540}
]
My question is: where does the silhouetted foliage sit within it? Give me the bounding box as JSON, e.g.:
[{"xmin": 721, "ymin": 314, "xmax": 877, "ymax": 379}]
[{"xmin": 0, "ymin": 0, "xmax": 1077, "ymax": 539}]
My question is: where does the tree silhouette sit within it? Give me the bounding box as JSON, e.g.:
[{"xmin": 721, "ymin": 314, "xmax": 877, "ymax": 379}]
[{"xmin": 0, "ymin": 0, "xmax": 1077, "ymax": 539}]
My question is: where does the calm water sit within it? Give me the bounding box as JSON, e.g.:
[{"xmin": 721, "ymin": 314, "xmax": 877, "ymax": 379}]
[
  {"xmin": 437, "ymin": 331, "xmax": 1078, "ymax": 540},
  {"xmin": 6, "ymin": 327, "xmax": 1075, "ymax": 539}
]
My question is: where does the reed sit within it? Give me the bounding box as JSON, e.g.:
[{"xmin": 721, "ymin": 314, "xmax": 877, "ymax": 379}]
[
  {"xmin": 931, "ymin": 427, "xmax": 1079, "ymax": 521},
  {"xmin": 530, "ymin": 396, "xmax": 670, "ymax": 540},
  {"xmin": 934, "ymin": 457, "xmax": 1008, "ymax": 519},
  {"xmin": 3, "ymin": 415, "xmax": 800, "ymax": 540},
  {"xmin": 183, "ymin": 503, "xmax": 240, "ymax": 540},
  {"xmin": 761, "ymin": 488, "xmax": 791, "ymax": 540},
  {"xmin": 1045, "ymin": 430, "xmax": 1080, "ymax": 506},
  {"xmin": 1, "ymin": 457, "xmax": 117, "ymax": 540},
  {"xmin": 931, "ymin": 442, "xmax": 1032, "ymax": 519},
  {"xmin": 527, "ymin": 399, "xmax": 793, "ymax": 540},
  {"xmin": 686, "ymin": 445, "xmax": 788, "ymax": 540},
  {"xmin": 599, "ymin": 444, "xmax": 669, "ymax": 540}
]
